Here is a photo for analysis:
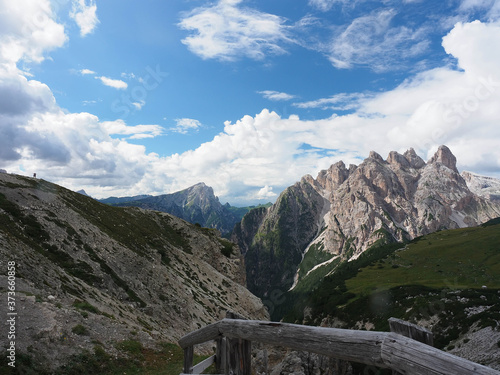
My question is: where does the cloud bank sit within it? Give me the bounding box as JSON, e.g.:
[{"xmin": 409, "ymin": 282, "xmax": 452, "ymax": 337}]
[{"xmin": 1, "ymin": 1, "xmax": 500, "ymax": 205}]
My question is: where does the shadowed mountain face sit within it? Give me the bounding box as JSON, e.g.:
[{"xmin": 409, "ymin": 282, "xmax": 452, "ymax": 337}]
[
  {"xmin": 232, "ymin": 146, "xmax": 500, "ymax": 299},
  {"xmin": 0, "ymin": 173, "xmax": 267, "ymax": 371}
]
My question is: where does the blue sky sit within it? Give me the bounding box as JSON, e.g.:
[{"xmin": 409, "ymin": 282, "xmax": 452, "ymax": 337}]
[{"xmin": 1, "ymin": 0, "xmax": 500, "ymax": 204}]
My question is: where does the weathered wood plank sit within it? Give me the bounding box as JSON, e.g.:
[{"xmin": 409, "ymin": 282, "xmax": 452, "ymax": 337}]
[
  {"xmin": 179, "ymin": 318, "xmax": 500, "ymax": 375},
  {"xmin": 222, "ymin": 337, "xmax": 229, "ymax": 375},
  {"xmin": 179, "ymin": 321, "xmax": 222, "ymax": 349},
  {"xmin": 191, "ymin": 354, "xmax": 215, "ymax": 374},
  {"xmin": 381, "ymin": 333, "xmax": 500, "ymax": 375},
  {"xmin": 217, "ymin": 319, "xmax": 389, "ymax": 368}
]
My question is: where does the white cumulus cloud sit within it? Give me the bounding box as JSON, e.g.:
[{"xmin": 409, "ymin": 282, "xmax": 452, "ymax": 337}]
[
  {"xmin": 96, "ymin": 76, "xmax": 128, "ymax": 90},
  {"xmin": 0, "ymin": 0, "xmax": 67, "ymax": 65},
  {"xmin": 80, "ymin": 68, "xmax": 95, "ymax": 75},
  {"xmin": 171, "ymin": 118, "xmax": 203, "ymax": 134},
  {"xmin": 178, "ymin": 0, "xmax": 292, "ymax": 61},
  {"xmin": 257, "ymin": 185, "xmax": 277, "ymax": 199},
  {"xmin": 70, "ymin": 0, "xmax": 99, "ymax": 37}
]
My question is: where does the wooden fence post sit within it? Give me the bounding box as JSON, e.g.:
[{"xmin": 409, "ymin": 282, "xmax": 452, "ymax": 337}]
[
  {"xmin": 216, "ymin": 337, "xmax": 224, "ymax": 374},
  {"xmin": 226, "ymin": 311, "xmax": 252, "ymax": 375},
  {"xmin": 388, "ymin": 317, "xmax": 433, "ymax": 375},
  {"xmin": 183, "ymin": 346, "xmax": 194, "ymax": 374}
]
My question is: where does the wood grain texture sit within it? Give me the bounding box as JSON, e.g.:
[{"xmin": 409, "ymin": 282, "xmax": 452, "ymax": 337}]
[
  {"xmin": 381, "ymin": 333, "xmax": 500, "ymax": 375},
  {"xmin": 217, "ymin": 319, "xmax": 388, "ymax": 368},
  {"xmin": 179, "ymin": 321, "xmax": 222, "ymax": 349}
]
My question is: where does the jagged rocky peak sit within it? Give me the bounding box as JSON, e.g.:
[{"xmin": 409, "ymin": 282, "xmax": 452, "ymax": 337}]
[
  {"xmin": 428, "ymin": 145, "xmax": 459, "ymax": 173},
  {"xmin": 233, "ymin": 144, "xmax": 500, "ymax": 304},
  {"xmin": 76, "ymin": 189, "xmax": 89, "ymax": 196},
  {"xmin": 386, "ymin": 151, "xmax": 410, "ymax": 169},
  {"xmin": 404, "ymin": 148, "xmax": 426, "ymax": 169},
  {"xmin": 181, "ymin": 181, "xmax": 221, "ymax": 206},
  {"xmin": 301, "ymin": 174, "xmax": 324, "ymax": 192},
  {"xmin": 192, "ymin": 181, "xmax": 209, "ymax": 189},
  {"xmin": 190, "ymin": 181, "xmax": 214, "ymax": 195},
  {"xmin": 368, "ymin": 150, "xmax": 385, "ymax": 162},
  {"xmin": 316, "ymin": 160, "xmax": 350, "ymax": 191}
]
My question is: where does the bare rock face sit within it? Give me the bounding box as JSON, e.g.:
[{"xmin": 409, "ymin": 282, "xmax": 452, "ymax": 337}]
[
  {"xmin": 317, "ymin": 145, "xmax": 500, "ymax": 262},
  {"xmin": 387, "ymin": 151, "xmax": 411, "ymax": 169},
  {"xmin": 0, "ymin": 173, "xmax": 268, "ymax": 370},
  {"xmin": 232, "ymin": 178, "xmax": 327, "ymax": 300},
  {"xmin": 403, "ymin": 148, "xmax": 426, "ymax": 169},
  {"xmin": 234, "ymin": 146, "xmax": 500, "ymax": 299},
  {"xmin": 316, "ymin": 161, "xmax": 350, "ymax": 192}
]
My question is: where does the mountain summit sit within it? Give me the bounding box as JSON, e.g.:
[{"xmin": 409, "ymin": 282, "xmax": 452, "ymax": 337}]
[
  {"xmin": 106, "ymin": 182, "xmax": 240, "ymax": 234},
  {"xmin": 232, "ymin": 146, "xmax": 500, "ymax": 298}
]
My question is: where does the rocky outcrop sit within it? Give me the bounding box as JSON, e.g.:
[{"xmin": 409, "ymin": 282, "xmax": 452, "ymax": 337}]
[
  {"xmin": 233, "ymin": 146, "xmax": 500, "ymax": 299},
  {"xmin": 0, "ymin": 173, "xmax": 267, "ymax": 370}
]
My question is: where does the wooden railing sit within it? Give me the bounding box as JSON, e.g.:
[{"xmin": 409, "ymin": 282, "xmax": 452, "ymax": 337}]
[{"xmin": 178, "ymin": 312, "xmax": 500, "ymax": 375}]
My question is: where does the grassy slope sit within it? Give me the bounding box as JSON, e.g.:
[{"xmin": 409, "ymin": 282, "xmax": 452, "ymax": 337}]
[
  {"xmin": 289, "ymin": 218, "xmax": 500, "ymax": 354},
  {"xmin": 346, "ymin": 222, "xmax": 500, "ymax": 296},
  {"xmin": 3, "ymin": 343, "xmax": 214, "ymax": 375}
]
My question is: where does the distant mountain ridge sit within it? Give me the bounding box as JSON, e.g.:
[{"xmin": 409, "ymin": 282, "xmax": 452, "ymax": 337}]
[
  {"xmin": 101, "ymin": 183, "xmax": 271, "ymax": 235},
  {"xmin": 99, "ymin": 194, "xmax": 152, "ymax": 204},
  {"xmin": 462, "ymin": 171, "xmax": 500, "ymax": 201},
  {"xmin": 232, "ymin": 145, "xmax": 500, "ymax": 300}
]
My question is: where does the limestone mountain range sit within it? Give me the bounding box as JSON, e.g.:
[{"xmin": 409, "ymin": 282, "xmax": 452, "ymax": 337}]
[{"xmin": 232, "ymin": 145, "xmax": 500, "ymax": 299}]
